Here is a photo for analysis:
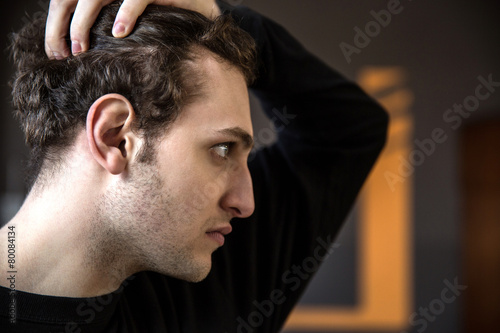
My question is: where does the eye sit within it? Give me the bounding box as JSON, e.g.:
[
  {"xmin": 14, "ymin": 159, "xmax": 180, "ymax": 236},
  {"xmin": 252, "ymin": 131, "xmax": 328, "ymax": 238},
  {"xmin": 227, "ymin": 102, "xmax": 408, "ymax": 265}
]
[{"xmin": 211, "ymin": 143, "xmax": 232, "ymax": 160}]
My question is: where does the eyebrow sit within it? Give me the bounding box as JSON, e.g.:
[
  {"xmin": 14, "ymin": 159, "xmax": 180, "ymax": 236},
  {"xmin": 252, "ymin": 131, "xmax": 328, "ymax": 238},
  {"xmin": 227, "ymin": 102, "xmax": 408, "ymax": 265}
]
[{"xmin": 217, "ymin": 127, "xmax": 254, "ymax": 150}]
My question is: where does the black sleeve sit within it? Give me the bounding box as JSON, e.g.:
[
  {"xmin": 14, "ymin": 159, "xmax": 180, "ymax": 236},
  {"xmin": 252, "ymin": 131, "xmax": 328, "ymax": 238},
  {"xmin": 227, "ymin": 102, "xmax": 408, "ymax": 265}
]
[{"xmin": 138, "ymin": 4, "xmax": 388, "ymax": 333}]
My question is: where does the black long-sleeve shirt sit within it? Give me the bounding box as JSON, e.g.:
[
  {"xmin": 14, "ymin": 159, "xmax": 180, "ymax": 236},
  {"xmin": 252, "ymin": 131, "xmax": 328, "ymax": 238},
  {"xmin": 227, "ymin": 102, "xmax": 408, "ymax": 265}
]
[{"xmin": 0, "ymin": 4, "xmax": 388, "ymax": 333}]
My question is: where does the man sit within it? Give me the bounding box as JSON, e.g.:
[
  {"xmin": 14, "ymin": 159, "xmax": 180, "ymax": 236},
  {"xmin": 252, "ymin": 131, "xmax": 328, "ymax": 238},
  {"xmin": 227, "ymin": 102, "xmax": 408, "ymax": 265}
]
[{"xmin": 0, "ymin": 0, "xmax": 388, "ymax": 332}]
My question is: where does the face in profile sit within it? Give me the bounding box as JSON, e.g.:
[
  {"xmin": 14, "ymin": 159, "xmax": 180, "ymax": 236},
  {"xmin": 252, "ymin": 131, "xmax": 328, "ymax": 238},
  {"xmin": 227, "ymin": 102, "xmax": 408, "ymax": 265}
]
[{"xmin": 102, "ymin": 54, "xmax": 255, "ymax": 282}]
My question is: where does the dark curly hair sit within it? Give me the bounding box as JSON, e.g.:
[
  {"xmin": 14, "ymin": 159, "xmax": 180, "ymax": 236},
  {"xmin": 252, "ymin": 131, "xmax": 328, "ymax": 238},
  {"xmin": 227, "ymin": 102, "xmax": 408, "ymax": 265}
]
[{"xmin": 9, "ymin": 1, "xmax": 256, "ymax": 189}]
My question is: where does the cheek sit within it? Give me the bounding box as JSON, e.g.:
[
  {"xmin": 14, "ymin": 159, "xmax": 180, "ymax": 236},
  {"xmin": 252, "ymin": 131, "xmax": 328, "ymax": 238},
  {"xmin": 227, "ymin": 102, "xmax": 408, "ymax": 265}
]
[
  {"xmin": 184, "ymin": 171, "xmax": 229, "ymax": 214},
  {"xmin": 167, "ymin": 169, "xmax": 226, "ymax": 215},
  {"xmin": 157, "ymin": 142, "xmax": 228, "ymax": 216},
  {"xmin": 171, "ymin": 179, "xmax": 218, "ymax": 216}
]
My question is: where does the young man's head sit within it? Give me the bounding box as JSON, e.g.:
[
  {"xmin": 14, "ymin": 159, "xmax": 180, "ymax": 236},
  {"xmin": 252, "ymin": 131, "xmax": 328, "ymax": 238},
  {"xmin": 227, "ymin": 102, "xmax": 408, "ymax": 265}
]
[{"xmin": 10, "ymin": 2, "xmax": 256, "ymax": 283}]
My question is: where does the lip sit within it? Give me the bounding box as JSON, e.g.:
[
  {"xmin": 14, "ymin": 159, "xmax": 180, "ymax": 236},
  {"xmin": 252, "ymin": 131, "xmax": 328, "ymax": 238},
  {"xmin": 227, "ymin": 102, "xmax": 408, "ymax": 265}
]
[{"xmin": 206, "ymin": 224, "xmax": 232, "ymax": 246}]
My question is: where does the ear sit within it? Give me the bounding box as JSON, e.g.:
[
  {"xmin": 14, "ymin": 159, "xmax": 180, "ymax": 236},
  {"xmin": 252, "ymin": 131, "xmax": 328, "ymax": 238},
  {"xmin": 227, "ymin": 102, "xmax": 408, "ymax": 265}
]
[{"xmin": 86, "ymin": 94, "xmax": 137, "ymax": 175}]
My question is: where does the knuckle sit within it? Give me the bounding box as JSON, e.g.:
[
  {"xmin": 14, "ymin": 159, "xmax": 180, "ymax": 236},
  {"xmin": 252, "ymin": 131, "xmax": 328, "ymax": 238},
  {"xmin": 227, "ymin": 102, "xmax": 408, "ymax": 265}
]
[{"xmin": 69, "ymin": 27, "xmax": 84, "ymax": 42}]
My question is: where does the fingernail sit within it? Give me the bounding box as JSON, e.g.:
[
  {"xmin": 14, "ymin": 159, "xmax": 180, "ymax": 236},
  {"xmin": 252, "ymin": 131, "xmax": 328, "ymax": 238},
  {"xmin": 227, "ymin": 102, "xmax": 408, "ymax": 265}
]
[
  {"xmin": 72, "ymin": 41, "xmax": 82, "ymax": 55},
  {"xmin": 112, "ymin": 22, "xmax": 126, "ymax": 37}
]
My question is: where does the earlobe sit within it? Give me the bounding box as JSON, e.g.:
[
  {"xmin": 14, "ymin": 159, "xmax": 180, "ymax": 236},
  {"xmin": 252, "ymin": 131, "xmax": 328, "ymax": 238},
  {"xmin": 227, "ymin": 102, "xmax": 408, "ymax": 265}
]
[{"xmin": 86, "ymin": 94, "xmax": 137, "ymax": 175}]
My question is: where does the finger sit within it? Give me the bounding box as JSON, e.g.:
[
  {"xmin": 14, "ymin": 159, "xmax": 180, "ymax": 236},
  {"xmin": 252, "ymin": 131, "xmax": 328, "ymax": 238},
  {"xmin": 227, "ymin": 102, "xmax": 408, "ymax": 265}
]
[
  {"xmin": 70, "ymin": 0, "xmax": 115, "ymax": 55},
  {"xmin": 45, "ymin": 0, "xmax": 78, "ymax": 59},
  {"xmin": 112, "ymin": 0, "xmax": 153, "ymax": 38}
]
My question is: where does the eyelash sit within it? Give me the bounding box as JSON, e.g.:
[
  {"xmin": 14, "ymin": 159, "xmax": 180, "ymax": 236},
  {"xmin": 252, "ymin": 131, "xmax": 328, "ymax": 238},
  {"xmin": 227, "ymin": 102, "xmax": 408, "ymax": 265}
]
[{"xmin": 211, "ymin": 142, "xmax": 234, "ymax": 161}]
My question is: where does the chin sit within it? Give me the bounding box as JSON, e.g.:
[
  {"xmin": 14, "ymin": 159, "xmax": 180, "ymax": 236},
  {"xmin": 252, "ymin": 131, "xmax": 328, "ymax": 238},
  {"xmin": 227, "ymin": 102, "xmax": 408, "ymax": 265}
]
[
  {"xmin": 175, "ymin": 269, "xmax": 210, "ymax": 283},
  {"xmin": 162, "ymin": 259, "xmax": 212, "ymax": 283},
  {"xmin": 186, "ymin": 273, "xmax": 209, "ymax": 283},
  {"xmin": 185, "ymin": 262, "xmax": 212, "ymax": 283}
]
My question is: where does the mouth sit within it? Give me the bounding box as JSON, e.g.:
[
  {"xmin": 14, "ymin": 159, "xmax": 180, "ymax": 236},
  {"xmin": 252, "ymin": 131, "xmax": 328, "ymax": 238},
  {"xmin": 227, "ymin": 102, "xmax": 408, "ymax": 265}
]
[{"xmin": 206, "ymin": 225, "xmax": 232, "ymax": 247}]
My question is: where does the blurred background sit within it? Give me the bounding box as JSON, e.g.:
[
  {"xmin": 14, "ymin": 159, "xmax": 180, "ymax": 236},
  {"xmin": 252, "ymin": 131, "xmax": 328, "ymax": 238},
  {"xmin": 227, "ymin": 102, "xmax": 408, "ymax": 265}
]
[{"xmin": 1, "ymin": 1, "xmax": 499, "ymax": 332}]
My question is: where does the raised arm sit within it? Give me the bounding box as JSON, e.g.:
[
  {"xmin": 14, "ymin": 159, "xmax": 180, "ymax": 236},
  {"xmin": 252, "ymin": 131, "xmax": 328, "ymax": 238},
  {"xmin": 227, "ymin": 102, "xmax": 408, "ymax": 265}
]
[{"xmin": 212, "ymin": 3, "xmax": 389, "ymax": 330}]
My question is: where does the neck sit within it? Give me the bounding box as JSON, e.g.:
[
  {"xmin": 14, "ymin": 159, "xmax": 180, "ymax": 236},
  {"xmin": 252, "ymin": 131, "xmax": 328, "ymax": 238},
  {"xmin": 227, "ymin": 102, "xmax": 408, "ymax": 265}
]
[{"xmin": 0, "ymin": 179, "xmax": 136, "ymax": 297}]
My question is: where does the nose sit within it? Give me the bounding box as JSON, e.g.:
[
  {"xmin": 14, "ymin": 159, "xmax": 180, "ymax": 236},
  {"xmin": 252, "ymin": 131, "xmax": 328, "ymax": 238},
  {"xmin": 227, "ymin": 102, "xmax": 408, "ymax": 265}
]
[{"xmin": 220, "ymin": 162, "xmax": 255, "ymax": 218}]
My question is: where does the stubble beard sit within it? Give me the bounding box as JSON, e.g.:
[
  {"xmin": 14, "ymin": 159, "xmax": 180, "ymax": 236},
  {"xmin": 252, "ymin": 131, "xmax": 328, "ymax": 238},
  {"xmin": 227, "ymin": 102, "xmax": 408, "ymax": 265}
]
[{"xmin": 92, "ymin": 161, "xmax": 212, "ymax": 285}]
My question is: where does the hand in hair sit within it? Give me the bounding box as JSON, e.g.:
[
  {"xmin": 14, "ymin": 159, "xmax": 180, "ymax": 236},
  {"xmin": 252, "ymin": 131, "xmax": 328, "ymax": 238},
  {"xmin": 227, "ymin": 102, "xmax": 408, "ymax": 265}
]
[{"xmin": 45, "ymin": 0, "xmax": 221, "ymax": 59}]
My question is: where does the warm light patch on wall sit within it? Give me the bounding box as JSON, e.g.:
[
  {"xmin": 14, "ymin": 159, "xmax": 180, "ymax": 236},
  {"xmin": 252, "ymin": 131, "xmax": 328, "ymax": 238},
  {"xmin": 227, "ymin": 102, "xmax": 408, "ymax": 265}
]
[{"xmin": 283, "ymin": 66, "xmax": 414, "ymax": 331}]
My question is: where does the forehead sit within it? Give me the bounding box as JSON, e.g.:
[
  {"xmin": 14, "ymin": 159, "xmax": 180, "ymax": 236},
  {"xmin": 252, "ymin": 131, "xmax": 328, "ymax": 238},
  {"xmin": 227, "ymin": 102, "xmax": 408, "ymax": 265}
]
[{"xmin": 169, "ymin": 53, "xmax": 253, "ymax": 137}]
